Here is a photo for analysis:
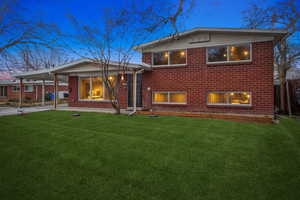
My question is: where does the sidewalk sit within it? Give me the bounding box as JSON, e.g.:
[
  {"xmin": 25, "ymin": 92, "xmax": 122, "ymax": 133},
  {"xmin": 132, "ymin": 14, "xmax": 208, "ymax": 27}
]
[{"xmin": 0, "ymin": 106, "xmax": 52, "ymax": 116}]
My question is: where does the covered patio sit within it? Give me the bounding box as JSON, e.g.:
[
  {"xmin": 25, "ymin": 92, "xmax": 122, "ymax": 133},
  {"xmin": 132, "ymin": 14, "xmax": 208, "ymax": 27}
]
[{"xmin": 13, "ymin": 59, "xmax": 151, "ymax": 113}]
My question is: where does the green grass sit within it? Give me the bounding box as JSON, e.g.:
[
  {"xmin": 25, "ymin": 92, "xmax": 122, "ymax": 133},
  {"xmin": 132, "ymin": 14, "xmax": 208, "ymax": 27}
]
[{"xmin": 0, "ymin": 111, "xmax": 300, "ymax": 200}]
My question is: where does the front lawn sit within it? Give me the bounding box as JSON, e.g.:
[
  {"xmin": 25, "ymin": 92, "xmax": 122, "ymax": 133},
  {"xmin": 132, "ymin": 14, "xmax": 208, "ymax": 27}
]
[{"xmin": 0, "ymin": 111, "xmax": 300, "ymax": 200}]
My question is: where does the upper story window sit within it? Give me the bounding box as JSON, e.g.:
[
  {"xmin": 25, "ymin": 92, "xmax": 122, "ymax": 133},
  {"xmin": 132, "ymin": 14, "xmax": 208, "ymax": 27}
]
[
  {"xmin": 153, "ymin": 49, "xmax": 186, "ymax": 66},
  {"xmin": 207, "ymin": 43, "xmax": 251, "ymax": 63}
]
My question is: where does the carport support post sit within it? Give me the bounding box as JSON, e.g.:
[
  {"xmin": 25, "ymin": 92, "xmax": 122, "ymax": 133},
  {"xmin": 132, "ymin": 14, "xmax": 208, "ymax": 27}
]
[
  {"xmin": 54, "ymin": 74, "xmax": 57, "ymax": 110},
  {"xmin": 133, "ymin": 70, "xmax": 137, "ymax": 112},
  {"xmin": 42, "ymin": 80, "xmax": 45, "ymax": 106},
  {"xmin": 19, "ymin": 78, "xmax": 23, "ymax": 108}
]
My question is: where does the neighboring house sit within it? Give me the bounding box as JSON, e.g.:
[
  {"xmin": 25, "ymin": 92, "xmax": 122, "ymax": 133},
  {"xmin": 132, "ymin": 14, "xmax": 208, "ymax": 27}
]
[
  {"xmin": 13, "ymin": 28, "xmax": 288, "ymax": 121},
  {"xmin": 0, "ymin": 79, "xmax": 68, "ymax": 102},
  {"xmin": 286, "ymin": 68, "xmax": 300, "ymax": 114}
]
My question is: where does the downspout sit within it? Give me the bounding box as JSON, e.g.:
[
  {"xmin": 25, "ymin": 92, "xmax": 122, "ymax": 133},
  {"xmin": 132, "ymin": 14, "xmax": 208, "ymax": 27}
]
[{"xmin": 129, "ymin": 69, "xmax": 144, "ymax": 116}]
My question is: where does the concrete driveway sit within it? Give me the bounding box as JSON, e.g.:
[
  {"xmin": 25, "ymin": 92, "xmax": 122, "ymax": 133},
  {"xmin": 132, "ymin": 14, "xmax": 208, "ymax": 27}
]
[{"xmin": 0, "ymin": 106, "xmax": 53, "ymax": 116}]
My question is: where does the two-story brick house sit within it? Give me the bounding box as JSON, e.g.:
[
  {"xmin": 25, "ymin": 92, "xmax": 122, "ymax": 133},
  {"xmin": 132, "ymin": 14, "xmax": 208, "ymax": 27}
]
[
  {"xmin": 14, "ymin": 28, "xmax": 287, "ymax": 121},
  {"xmin": 135, "ymin": 28, "xmax": 287, "ymax": 117}
]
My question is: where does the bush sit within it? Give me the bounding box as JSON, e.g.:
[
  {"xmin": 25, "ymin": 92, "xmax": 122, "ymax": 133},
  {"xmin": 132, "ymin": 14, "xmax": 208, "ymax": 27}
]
[
  {"xmin": 8, "ymin": 98, "xmax": 18, "ymax": 103},
  {"xmin": 24, "ymin": 96, "xmax": 32, "ymax": 103}
]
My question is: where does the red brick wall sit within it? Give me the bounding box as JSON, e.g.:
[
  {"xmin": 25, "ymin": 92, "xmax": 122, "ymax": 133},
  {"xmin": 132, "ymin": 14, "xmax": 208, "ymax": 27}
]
[
  {"xmin": 67, "ymin": 41, "xmax": 274, "ymax": 115},
  {"xmin": 142, "ymin": 41, "xmax": 274, "ymax": 115},
  {"xmin": 68, "ymin": 75, "xmax": 128, "ymax": 108},
  {"xmin": 2, "ymin": 84, "xmax": 68, "ymax": 102}
]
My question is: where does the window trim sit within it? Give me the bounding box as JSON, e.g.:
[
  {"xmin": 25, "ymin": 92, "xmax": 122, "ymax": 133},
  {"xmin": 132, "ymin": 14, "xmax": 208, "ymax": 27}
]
[
  {"xmin": 206, "ymin": 43, "xmax": 252, "ymax": 64},
  {"xmin": 206, "ymin": 91, "xmax": 252, "ymax": 106},
  {"xmin": 78, "ymin": 76, "xmax": 113, "ymax": 102},
  {"xmin": 24, "ymin": 85, "xmax": 34, "ymax": 93},
  {"xmin": 152, "ymin": 49, "xmax": 187, "ymax": 67},
  {"xmin": 152, "ymin": 91, "xmax": 187, "ymax": 105},
  {"xmin": 0, "ymin": 86, "xmax": 7, "ymax": 97}
]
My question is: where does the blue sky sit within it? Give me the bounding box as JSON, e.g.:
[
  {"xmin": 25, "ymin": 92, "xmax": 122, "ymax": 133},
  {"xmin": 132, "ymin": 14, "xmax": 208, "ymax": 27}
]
[
  {"xmin": 20, "ymin": 0, "xmax": 276, "ymax": 63},
  {"xmin": 23, "ymin": 0, "xmax": 275, "ymax": 29}
]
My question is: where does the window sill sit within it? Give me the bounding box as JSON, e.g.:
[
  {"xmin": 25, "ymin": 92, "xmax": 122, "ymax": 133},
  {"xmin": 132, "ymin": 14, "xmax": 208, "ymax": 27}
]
[
  {"xmin": 152, "ymin": 64, "xmax": 187, "ymax": 68},
  {"xmin": 78, "ymin": 99, "xmax": 112, "ymax": 102},
  {"xmin": 207, "ymin": 104, "xmax": 252, "ymax": 108},
  {"xmin": 206, "ymin": 60, "xmax": 252, "ymax": 66},
  {"xmin": 152, "ymin": 103, "xmax": 187, "ymax": 106}
]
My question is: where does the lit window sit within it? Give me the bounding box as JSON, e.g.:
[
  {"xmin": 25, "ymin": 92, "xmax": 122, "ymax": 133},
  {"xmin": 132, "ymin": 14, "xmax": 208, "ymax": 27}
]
[
  {"xmin": 170, "ymin": 50, "xmax": 186, "ymax": 64},
  {"xmin": 153, "ymin": 92, "xmax": 187, "ymax": 104},
  {"xmin": 153, "ymin": 50, "xmax": 186, "ymax": 65},
  {"xmin": 170, "ymin": 93, "xmax": 187, "ymax": 103},
  {"xmin": 0, "ymin": 86, "xmax": 7, "ymax": 97},
  {"xmin": 24, "ymin": 85, "xmax": 33, "ymax": 92},
  {"xmin": 229, "ymin": 44, "xmax": 250, "ymax": 61},
  {"xmin": 207, "ymin": 43, "xmax": 251, "ymax": 63},
  {"xmin": 207, "ymin": 92, "xmax": 251, "ymax": 105},
  {"xmin": 79, "ymin": 76, "xmax": 116, "ymax": 101}
]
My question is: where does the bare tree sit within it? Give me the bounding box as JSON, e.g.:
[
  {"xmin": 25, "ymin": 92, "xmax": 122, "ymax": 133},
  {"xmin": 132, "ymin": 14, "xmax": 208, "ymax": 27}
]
[
  {"xmin": 66, "ymin": 0, "xmax": 196, "ymax": 114},
  {"xmin": 1, "ymin": 46, "xmax": 70, "ymax": 73},
  {"xmin": 243, "ymin": 0, "xmax": 300, "ymax": 112},
  {"xmin": 0, "ymin": 0, "xmax": 61, "ymax": 70}
]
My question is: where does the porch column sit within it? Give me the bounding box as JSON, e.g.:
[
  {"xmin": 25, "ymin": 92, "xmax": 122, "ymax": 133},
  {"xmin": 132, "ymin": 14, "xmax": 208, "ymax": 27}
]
[
  {"xmin": 35, "ymin": 85, "xmax": 38, "ymax": 102},
  {"xmin": 19, "ymin": 78, "xmax": 23, "ymax": 108},
  {"xmin": 132, "ymin": 71, "xmax": 137, "ymax": 112},
  {"xmin": 42, "ymin": 80, "xmax": 45, "ymax": 106},
  {"xmin": 54, "ymin": 74, "xmax": 57, "ymax": 109}
]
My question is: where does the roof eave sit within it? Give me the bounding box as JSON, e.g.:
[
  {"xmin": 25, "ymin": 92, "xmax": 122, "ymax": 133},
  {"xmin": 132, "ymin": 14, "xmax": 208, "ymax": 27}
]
[{"xmin": 134, "ymin": 28, "xmax": 289, "ymax": 51}]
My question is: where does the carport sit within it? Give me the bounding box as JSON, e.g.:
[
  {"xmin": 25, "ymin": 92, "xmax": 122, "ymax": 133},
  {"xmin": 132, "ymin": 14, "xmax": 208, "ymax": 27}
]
[{"xmin": 13, "ymin": 68, "xmax": 67, "ymax": 109}]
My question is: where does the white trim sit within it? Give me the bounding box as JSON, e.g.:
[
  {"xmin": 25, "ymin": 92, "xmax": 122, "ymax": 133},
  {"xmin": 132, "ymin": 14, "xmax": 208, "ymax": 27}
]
[
  {"xmin": 206, "ymin": 43, "xmax": 252, "ymax": 64},
  {"xmin": 134, "ymin": 27, "xmax": 287, "ymax": 50},
  {"xmin": 0, "ymin": 86, "xmax": 8, "ymax": 97},
  {"xmin": 206, "ymin": 91, "xmax": 252, "ymax": 106},
  {"xmin": 152, "ymin": 91, "xmax": 187, "ymax": 105}
]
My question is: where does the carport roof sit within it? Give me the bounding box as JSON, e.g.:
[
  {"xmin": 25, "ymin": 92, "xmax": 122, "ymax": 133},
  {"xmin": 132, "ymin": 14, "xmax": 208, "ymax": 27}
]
[{"xmin": 13, "ymin": 58, "xmax": 150, "ymax": 80}]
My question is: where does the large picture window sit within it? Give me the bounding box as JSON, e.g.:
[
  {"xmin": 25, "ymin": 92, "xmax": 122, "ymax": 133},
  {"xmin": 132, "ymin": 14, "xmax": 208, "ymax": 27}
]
[
  {"xmin": 79, "ymin": 76, "xmax": 116, "ymax": 101},
  {"xmin": 153, "ymin": 49, "xmax": 186, "ymax": 66},
  {"xmin": 207, "ymin": 92, "xmax": 251, "ymax": 106},
  {"xmin": 207, "ymin": 43, "xmax": 251, "ymax": 63},
  {"xmin": 0, "ymin": 86, "xmax": 7, "ymax": 97},
  {"xmin": 153, "ymin": 91, "xmax": 187, "ymax": 104}
]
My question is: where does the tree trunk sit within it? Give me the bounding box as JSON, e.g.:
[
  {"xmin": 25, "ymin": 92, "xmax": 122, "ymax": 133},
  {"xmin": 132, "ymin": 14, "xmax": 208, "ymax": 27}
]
[
  {"xmin": 278, "ymin": 39, "xmax": 288, "ymax": 113},
  {"xmin": 280, "ymin": 78, "xmax": 286, "ymax": 113},
  {"xmin": 111, "ymin": 101, "xmax": 121, "ymax": 114}
]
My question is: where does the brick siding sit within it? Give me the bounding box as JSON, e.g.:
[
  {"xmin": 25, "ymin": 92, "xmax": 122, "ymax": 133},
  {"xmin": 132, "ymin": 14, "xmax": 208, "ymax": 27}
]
[
  {"xmin": 67, "ymin": 41, "xmax": 274, "ymax": 116},
  {"xmin": 142, "ymin": 41, "xmax": 274, "ymax": 115}
]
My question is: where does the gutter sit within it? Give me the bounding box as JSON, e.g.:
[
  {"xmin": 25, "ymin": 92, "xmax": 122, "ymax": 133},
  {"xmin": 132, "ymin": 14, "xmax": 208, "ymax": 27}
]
[{"xmin": 129, "ymin": 69, "xmax": 145, "ymax": 116}]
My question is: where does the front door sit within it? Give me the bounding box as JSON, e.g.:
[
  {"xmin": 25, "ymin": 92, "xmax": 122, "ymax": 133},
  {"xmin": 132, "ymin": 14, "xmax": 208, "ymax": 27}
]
[{"xmin": 127, "ymin": 73, "xmax": 142, "ymax": 108}]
